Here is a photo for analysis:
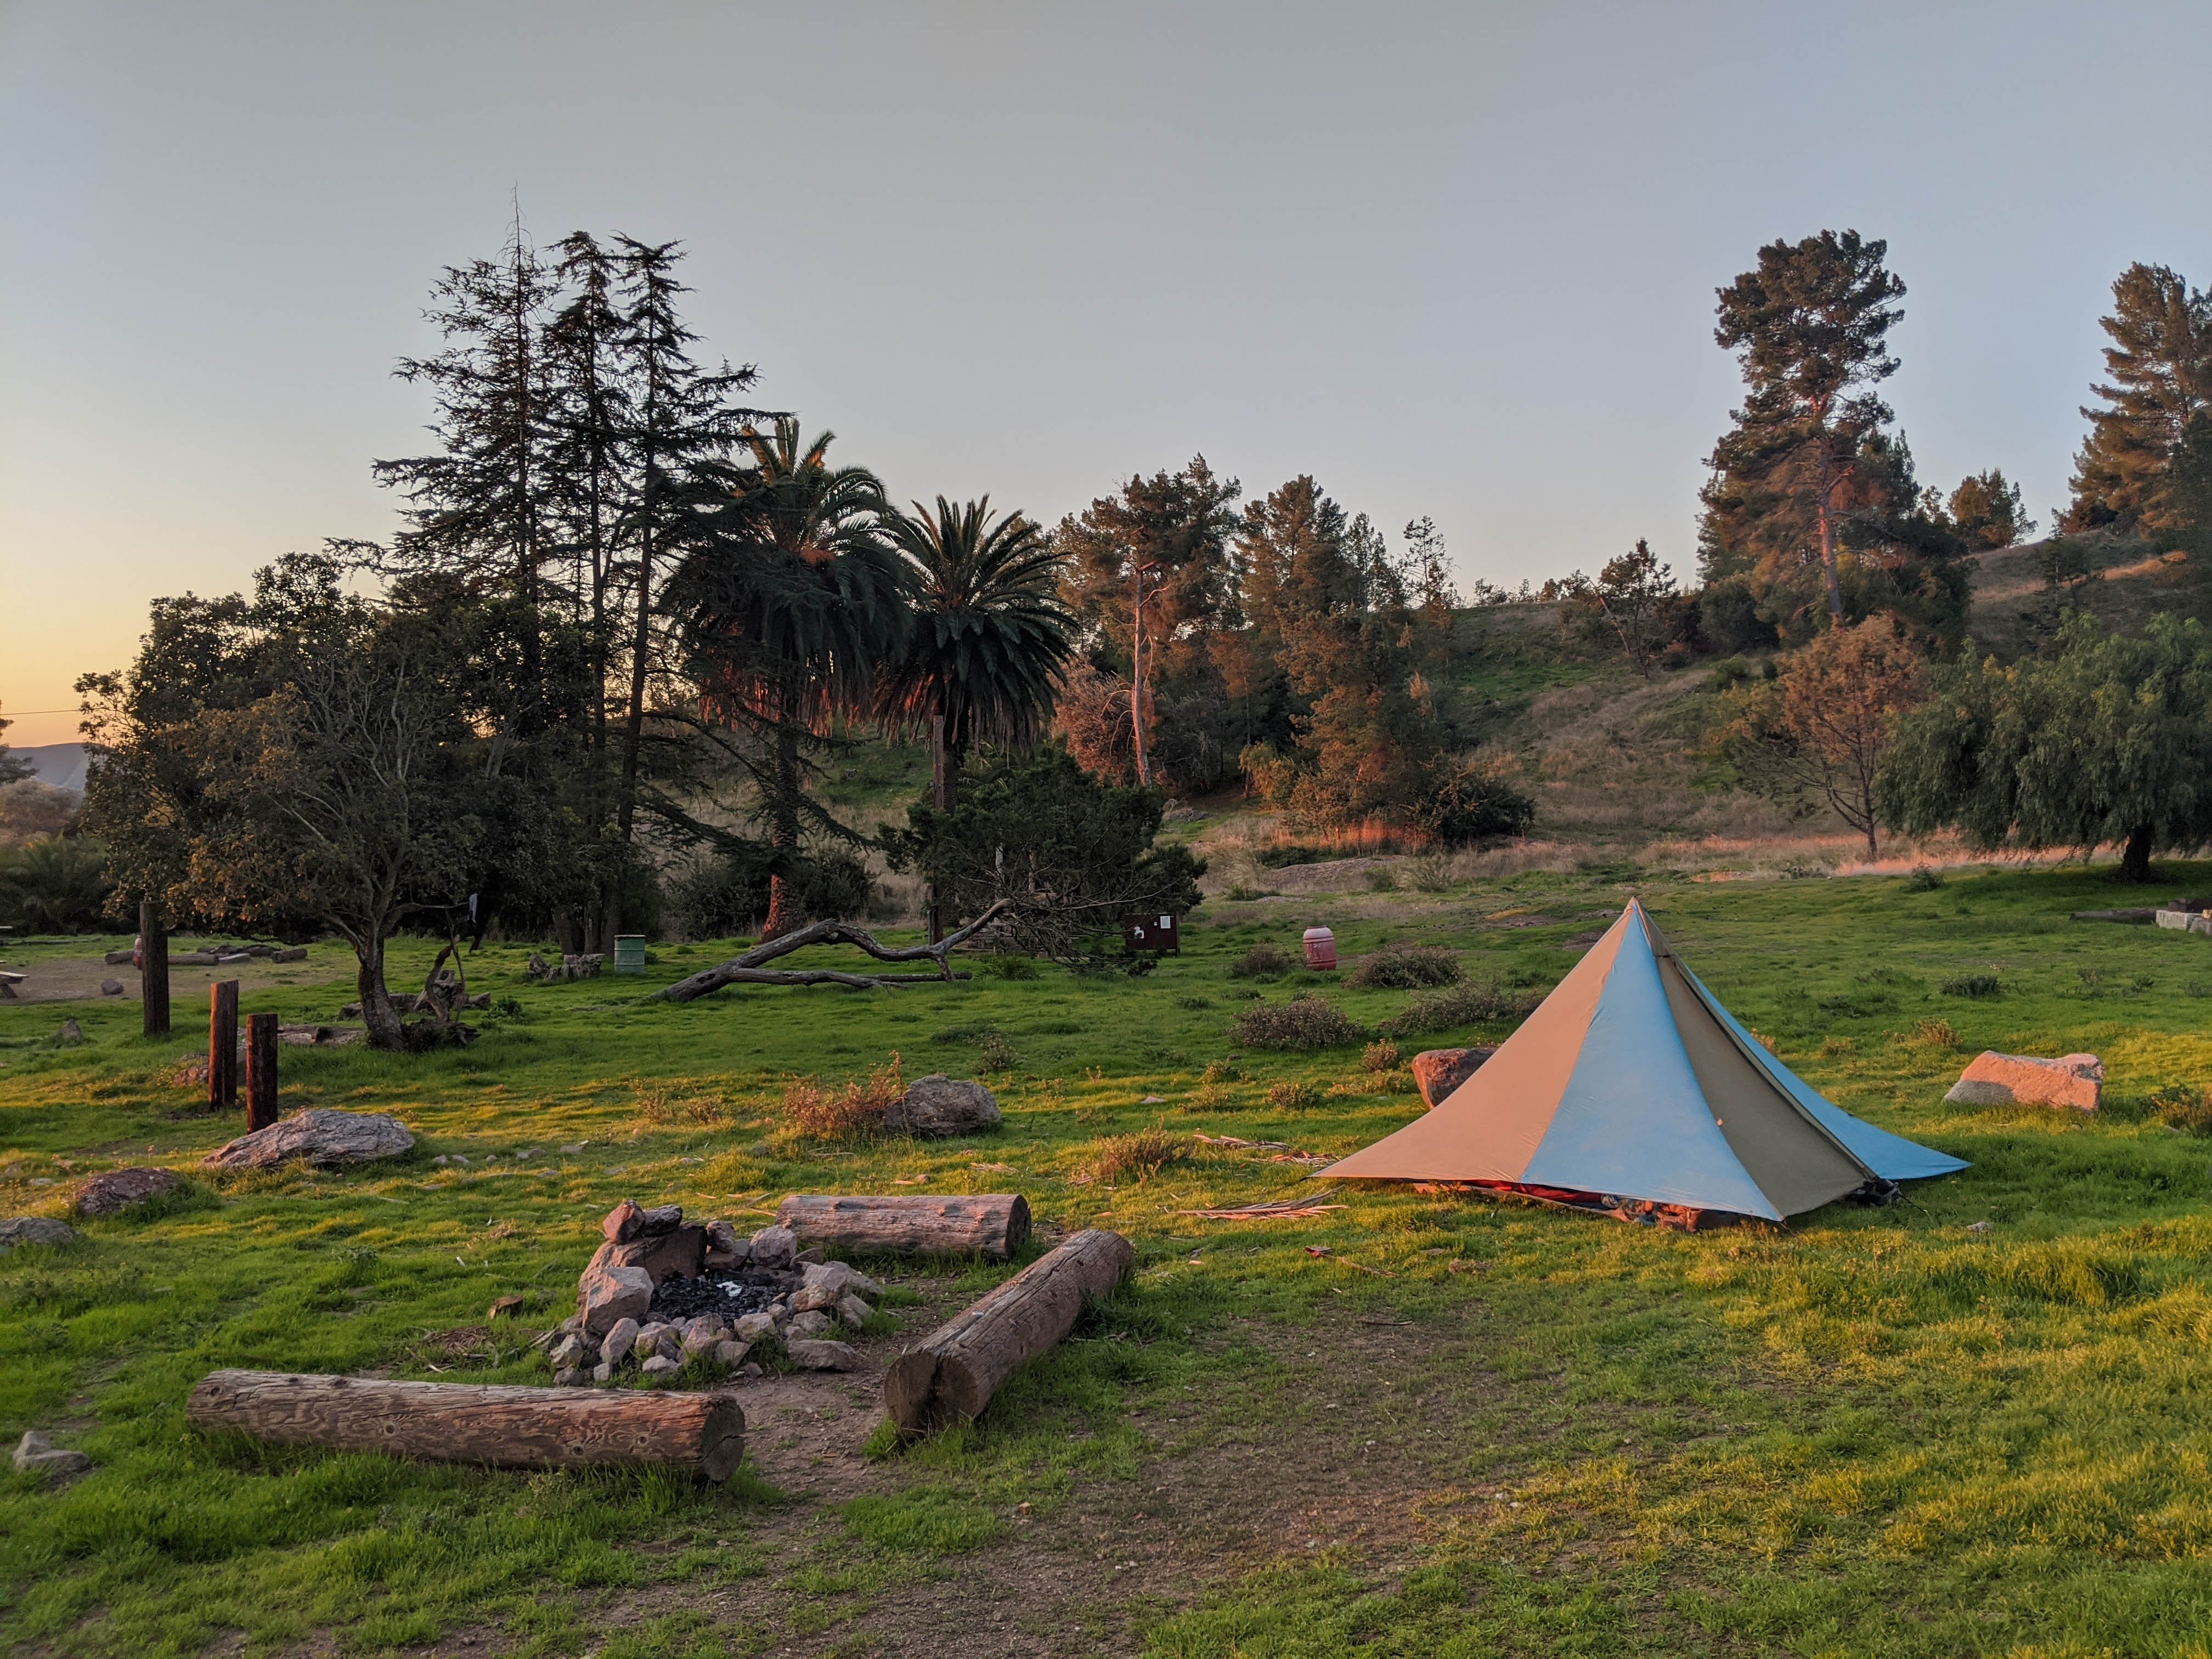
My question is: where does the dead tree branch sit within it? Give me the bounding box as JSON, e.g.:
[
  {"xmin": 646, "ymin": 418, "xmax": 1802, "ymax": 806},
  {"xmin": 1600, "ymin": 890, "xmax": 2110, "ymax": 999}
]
[{"xmin": 656, "ymin": 900, "xmax": 1015, "ymax": 1003}]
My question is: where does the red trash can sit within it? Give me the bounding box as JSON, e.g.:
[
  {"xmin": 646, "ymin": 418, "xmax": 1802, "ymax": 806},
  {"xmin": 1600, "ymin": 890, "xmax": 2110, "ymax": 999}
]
[{"xmin": 1302, "ymin": 927, "xmax": 1337, "ymax": 969}]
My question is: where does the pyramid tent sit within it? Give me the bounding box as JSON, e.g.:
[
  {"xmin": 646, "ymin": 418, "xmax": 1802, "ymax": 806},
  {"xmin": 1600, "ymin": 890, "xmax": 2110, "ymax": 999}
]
[{"xmin": 1322, "ymin": 900, "xmax": 1966, "ymax": 1220}]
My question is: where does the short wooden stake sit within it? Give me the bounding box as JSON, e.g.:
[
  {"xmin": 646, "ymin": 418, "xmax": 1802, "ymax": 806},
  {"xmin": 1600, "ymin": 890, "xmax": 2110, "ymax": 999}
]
[
  {"xmin": 246, "ymin": 1012, "xmax": 279, "ymax": 1131},
  {"xmin": 208, "ymin": 980, "xmax": 239, "ymax": 1108},
  {"xmin": 140, "ymin": 900, "xmax": 170, "ymax": 1037}
]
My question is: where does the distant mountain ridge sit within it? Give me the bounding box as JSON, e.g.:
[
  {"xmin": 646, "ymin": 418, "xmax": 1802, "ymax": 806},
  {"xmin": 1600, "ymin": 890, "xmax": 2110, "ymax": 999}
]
[{"xmin": 12, "ymin": 744, "xmax": 87, "ymax": 792}]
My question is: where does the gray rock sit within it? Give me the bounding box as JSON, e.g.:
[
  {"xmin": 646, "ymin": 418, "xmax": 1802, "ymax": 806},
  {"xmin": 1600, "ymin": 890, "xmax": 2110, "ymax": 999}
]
[
  {"xmin": 732, "ymin": 1311, "xmax": 781, "ymax": 1344},
  {"xmin": 635, "ymin": 1204, "xmax": 684, "ymax": 1236},
  {"xmin": 789, "ymin": 1279, "xmax": 843, "ymax": 1314},
  {"xmin": 788, "ymin": 1309, "xmax": 833, "ymax": 1339},
  {"xmin": 640, "ymin": 1354, "xmax": 680, "ymax": 1379},
  {"xmin": 796, "ymin": 1246, "xmax": 826, "ymax": 1265},
  {"xmin": 553, "ymin": 1367, "xmax": 587, "ymax": 1387},
  {"xmin": 591, "ymin": 1360, "xmax": 614, "ymax": 1385},
  {"xmin": 204, "ymin": 1109, "xmax": 414, "ymax": 1170},
  {"xmin": 748, "ymin": 1223, "xmax": 798, "ymax": 1271},
  {"xmin": 74, "ymin": 1167, "xmax": 180, "ymax": 1218},
  {"xmin": 837, "ymin": 1293, "xmax": 873, "ymax": 1330},
  {"xmin": 549, "ymin": 1332, "xmax": 589, "ymax": 1369},
  {"xmin": 100, "ymin": 979, "xmax": 124, "ymax": 996},
  {"xmin": 713, "ymin": 1339, "xmax": 751, "ymax": 1368},
  {"xmin": 633, "ymin": 1322, "xmax": 677, "ymax": 1362},
  {"xmin": 578, "ymin": 1263, "xmax": 653, "ymax": 1337},
  {"xmin": 58, "ymin": 1019, "xmax": 84, "ymax": 1045},
  {"xmin": 14, "ymin": 1430, "xmax": 91, "ymax": 1479},
  {"xmin": 885, "ymin": 1074, "xmax": 1001, "ymax": 1138},
  {"xmin": 599, "ymin": 1316, "xmax": 641, "ymax": 1367},
  {"xmin": 679, "ymin": 1317, "xmax": 727, "ymax": 1358},
  {"xmin": 0, "ymin": 1217, "xmax": 76, "ymax": 1250},
  {"xmin": 799, "ymin": 1260, "xmax": 877, "ymax": 1302},
  {"xmin": 785, "ymin": 1338, "xmax": 860, "ymax": 1372},
  {"xmin": 703, "ymin": 1219, "xmax": 744, "ymax": 1262}
]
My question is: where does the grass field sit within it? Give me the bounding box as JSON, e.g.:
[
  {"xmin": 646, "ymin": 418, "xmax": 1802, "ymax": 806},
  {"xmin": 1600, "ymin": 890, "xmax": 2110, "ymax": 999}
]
[{"xmin": 6, "ymin": 861, "xmax": 2212, "ymax": 1656}]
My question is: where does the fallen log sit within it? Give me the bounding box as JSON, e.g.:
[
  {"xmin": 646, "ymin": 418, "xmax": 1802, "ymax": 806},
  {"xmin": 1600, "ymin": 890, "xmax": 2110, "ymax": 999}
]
[
  {"xmin": 777, "ymin": 1193, "xmax": 1031, "ymax": 1260},
  {"xmin": 185, "ymin": 1369, "xmax": 746, "ymax": 1481},
  {"xmin": 884, "ymin": 1228, "xmax": 1132, "ymax": 1436},
  {"xmin": 657, "ymin": 900, "xmax": 1014, "ymax": 1003}
]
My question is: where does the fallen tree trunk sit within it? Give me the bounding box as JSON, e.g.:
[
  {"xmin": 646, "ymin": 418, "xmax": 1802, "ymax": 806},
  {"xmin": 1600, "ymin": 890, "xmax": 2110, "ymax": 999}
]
[
  {"xmin": 185, "ymin": 1369, "xmax": 746, "ymax": 1481},
  {"xmin": 884, "ymin": 1228, "xmax": 1132, "ymax": 1436},
  {"xmin": 778, "ymin": 1193, "xmax": 1031, "ymax": 1260},
  {"xmin": 657, "ymin": 901, "xmax": 1014, "ymax": 1003}
]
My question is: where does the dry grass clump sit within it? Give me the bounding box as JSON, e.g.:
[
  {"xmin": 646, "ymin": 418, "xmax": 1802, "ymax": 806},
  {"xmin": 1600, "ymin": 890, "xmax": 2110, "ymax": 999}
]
[
  {"xmin": 1088, "ymin": 1127, "xmax": 1190, "ymax": 1183},
  {"xmin": 1231, "ymin": 994, "xmax": 1364, "ymax": 1051},
  {"xmin": 1914, "ymin": 1018, "xmax": 1959, "ymax": 1050},
  {"xmin": 631, "ymin": 1079, "xmax": 735, "ymax": 1130},
  {"xmin": 1378, "ymin": 982, "xmax": 1542, "ymax": 1038},
  {"xmin": 2152, "ymin": 1084, "xmax": 2212, "ymax": 1136},
  {"xmin": 1268, "ymin": 1079, "xmax": 1322, "ymax": 1109},
  {"xmin": 977, "ymin": 1032, "xmax": 1021, "ymax": 1073},
  {"xmin": 1362, "ymin": 1039, "xmax": 1401, "ymax": 1072},
  {"xmin": 1228, "ymin": 943, "xmax": 1298, "ymax": 979},
  {"xmin": 781, "ymin": 1052, "xmax": 905, "ymax": 1142}
]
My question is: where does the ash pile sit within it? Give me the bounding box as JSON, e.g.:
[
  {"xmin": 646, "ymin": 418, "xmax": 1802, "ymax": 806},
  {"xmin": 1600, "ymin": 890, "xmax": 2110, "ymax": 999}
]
[{"xmin": 548, "ymin": 1199, "xmax": 884, "ymax": 1385}]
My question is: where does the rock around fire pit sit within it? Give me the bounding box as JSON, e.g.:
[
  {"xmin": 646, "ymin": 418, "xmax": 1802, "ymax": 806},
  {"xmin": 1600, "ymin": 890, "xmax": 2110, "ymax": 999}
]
[{"xmin": 554, "ymin": 1201, "xmax": 883, "ymax": 1385}]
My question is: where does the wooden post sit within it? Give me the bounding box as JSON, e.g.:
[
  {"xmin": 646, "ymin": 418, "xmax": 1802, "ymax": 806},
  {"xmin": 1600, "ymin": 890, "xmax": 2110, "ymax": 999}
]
[
  {"xmin": 246, "ymin": 1012, "xmax": 279, "ymax": 1131},
  {"xmin": 185, "ymin": 1370, "xmax": 747, "ymax": 1481},
  {"xmin": 140, "ymin": 899, "xmax": 170, "ymax": 1037},
  {"xmin": 208, "ymin": 980, "xmax": 239, "ymax": 1109}
]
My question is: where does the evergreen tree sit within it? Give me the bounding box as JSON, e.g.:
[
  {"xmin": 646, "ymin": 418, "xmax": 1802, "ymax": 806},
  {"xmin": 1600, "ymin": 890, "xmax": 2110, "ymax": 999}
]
[
  {"xmin": 1948, "ymin": 469, "xmax": 2034, "ymax": 550},
  {"xmin": 1879, "ymin": 614, "xmax": 2212, "ymax": 881},
  {"xmin": 1235, "ymin": 476, "xmax": 1366, "ymax": 640},
  {"xmin": 0, "ymin": 702, "xmax": 32, "ymax": 785},
  {"xmin": 1568, "ymin": 539, "xmax": 1677, "ymax": 678},
  {"xmin": 1700, "ymin": 230, "xmax": 1909, "ymax": 629},
  {"xmin": 2063, "ymin": 263, "xmax": 2212, "ymax": 534}
]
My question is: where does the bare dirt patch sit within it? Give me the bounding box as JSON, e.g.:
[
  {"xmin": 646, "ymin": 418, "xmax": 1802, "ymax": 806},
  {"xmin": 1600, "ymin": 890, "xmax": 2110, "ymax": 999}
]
[{"xmin": 0, "ymin": 950, "xmax": 345, "ymax": 1005}]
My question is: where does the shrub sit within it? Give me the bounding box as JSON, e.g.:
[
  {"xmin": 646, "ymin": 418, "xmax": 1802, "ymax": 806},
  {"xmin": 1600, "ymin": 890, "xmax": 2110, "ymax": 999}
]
[
  {"xmin": 1228, "ymin": 943, "xmax": 1297, "ymax": 979},
  {"xmin": 1349, "ymin": 946, "xmax": 1463, "ymax": 990},
  {"xmin": 1915, "ymin": 1018, "xmax": 1959, "ymax": 1048},
  {"xmin": 782, "ymin": 1053, "xmax": 905, "ymax": 1141},
  {"xmin": 1407, "ymin": 852, "xmax": 1457, "ymax": 893},
  {"xmin": 1903, "ymin": 865, "xmax": 1945, "ymax": 892},
  {"xmin": 1365, "ymin": 867, "xmax": 1398, "ymax": 892},
  {"xmin": 669, "ymin": 843, "xmax": 873, "ymax": 939},
  {"xmin": 1420, "ymin": 767, "xmax": 1537, "ymax": 848},
  {"xmin": 0, "ymin": 834, "xmax": 110, "ymax": 933},
  {"xmin": 1089, "ymin": 1128, "xmax": 1189, "ymax": 1183},
  {"xmin": 1231, "ymin": 995, "xmax": 1364, "ymax": 1051},
  {"xmin": 1362, "ymin": 1039, "xmax": 1401, "ymax": 1073},
  {"xmin": 977, "ymin": 955, "xmax": 1040, "ymax": 980},
  {"xmin": 1268, "ymin": 1079, "xmax": 1321, "ymax": 1109},
  {"xmin": 1942, "ymin": 973, "xmax": 2001, "ymax": 998},
  {"xmin": 977, "ymin": 1032, "xmax": 1021, "ymax": 1073},
  {"xmin": 2152, "ymin": 1084, "xmax": 2212, "ymax": 1136},
  {"xmin": 1378, "ymin": 981, "xmax": 1542, "ymax": 1037},
  {"xmin": 1255, "ymin": 843, "xmax": 1324, "ymax": 869}
]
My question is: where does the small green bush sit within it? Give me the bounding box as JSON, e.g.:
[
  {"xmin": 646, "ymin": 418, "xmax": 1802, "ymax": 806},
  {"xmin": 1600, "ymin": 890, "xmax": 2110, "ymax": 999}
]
[
  {"xmin": 1349, "ymin": 945, "xmax": 1463, "ymax": 990},
  {"xmin": 1267, "ymin": 1079, "xmax": 1321, "ymax": 1109},
  {"xmin": 2152, "ymin": 1084, "xmax": 2212, "ymax": 1136},
  {"xmin": 977, "ymin": 1032, "xmax": 1020, "ymax": 1073},
  {"xmin": 977, "ymin": 954, "xmax": 1040, "ymax": 980},
  {"xmin": 1231, "ymin": 994, "xmax": 1363, "ymax": 1051},
  {"xmin": 1904, "ymin": 865, "xmax": 1945, "ymax": 892},
  {"xmin": 1228, "ymin": 943, "xmax": 1297, "ymax": 979},
  {"xmin": 1942, "ymin": 973, "xmax": 2001, "ymax": 998},
  {"xmin": 1379, "ymin": 981, "xmax": 1543, "ymax": 1037}
]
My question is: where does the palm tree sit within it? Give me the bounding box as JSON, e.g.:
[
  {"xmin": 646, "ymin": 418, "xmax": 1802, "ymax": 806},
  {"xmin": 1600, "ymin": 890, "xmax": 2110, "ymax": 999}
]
[
  {"xmin": 878, "ymin": 496, "xmax": 1076, "ymax": 817},
  {"xmin": 672, "ymin": 419, "xmax": 910, "ymax": 936}
]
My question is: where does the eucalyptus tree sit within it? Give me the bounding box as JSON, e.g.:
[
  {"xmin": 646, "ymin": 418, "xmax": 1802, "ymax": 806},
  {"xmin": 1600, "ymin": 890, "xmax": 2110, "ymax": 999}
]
[{"xmin": 670, "ymin": 420, "xmax": 910, "ymax": 936}]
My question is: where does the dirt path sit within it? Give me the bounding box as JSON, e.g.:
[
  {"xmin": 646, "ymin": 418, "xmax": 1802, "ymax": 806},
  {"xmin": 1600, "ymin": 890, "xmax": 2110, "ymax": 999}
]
[{"xmin": 0, "ymin": 950, "xmax": 347, "ymax": 1005}]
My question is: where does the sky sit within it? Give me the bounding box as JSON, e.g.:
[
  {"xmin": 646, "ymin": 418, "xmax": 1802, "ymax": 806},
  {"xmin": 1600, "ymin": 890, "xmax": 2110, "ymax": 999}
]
[{"xmin": 4, "ymin": 1, "xmax": 2210, "ymax": 748}]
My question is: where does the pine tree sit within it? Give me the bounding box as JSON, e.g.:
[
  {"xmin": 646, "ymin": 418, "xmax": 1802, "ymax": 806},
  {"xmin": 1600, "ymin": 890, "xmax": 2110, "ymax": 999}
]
[
  {"xmin": 1948, "ymin": 469, "xmax": 2034, "ymax": 550},
  {"xmin": 1701, "ymin": 230, "xmax": 1908, "ymax": 628},
  {"xmin": 0, "ymin": 703, "xmax": 33, "ymax": 785},
  {"xmin": 2063, "ymin": 263, "xmax": 2212, "ymax": 534}
]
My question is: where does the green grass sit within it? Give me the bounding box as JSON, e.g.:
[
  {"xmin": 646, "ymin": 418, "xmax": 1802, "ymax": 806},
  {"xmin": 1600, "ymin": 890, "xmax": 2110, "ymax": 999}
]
[{"xmin": 7, "ymin": 863, "xmax": 2212, "ymax": 1652}]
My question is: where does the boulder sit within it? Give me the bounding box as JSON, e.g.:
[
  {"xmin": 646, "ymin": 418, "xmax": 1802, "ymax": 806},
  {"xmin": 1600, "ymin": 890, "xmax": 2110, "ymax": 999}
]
[
  {"xmin": 204, "ymin": 1109, "xmax": 414, "ymax": 1170},
  {"xmin": 13, "ymin": 1431, "xmax": 91, "ymax": 1479},
  {"xmin": 1944, "ymin": 1051, "xmax": 2103, "ymax": 1113},
  {"xmin": 0, "ymin": 1217, "xmax": 77, "ymax": 1250},
  {"xmin": 595, "ymin": 1226, "xmax": 706, "ymax": 1285},
  {"xmin": 749, "ymin": 1223, "xmax": 798, "ymax": 1271},
  {"xmin": 602, "ymin": 1199, "xmax": 645, "ymax": 1243},
  {"xmin": 73, "ymin": 1167, "xmax": 180, "ymax": 1218},
  {"xmin": 100, "ymin": 979, "xmax": 124, "ymax": 997},
  {"xmin": 580, "ymin": 1261, "xmax": 653, "ymax": 1338},
  {"xmin": 1410, "ymin": 1047, "xmax": 1494, "ymax": 1108},
  {"xmin": 886, "ymin": 1075, "xmax": 1002, "ymax": 1138},
  {"xmin": 786, "ymin": 1338, "xmax": 860, "ymax": 1372}
]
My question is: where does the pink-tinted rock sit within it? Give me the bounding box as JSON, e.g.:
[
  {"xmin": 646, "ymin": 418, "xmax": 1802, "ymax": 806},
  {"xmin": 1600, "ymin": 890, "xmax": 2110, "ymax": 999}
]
[
  {"xmin": 74, "ymin": 1167, "xmax": 180, "ymax": 1218},
  {"xmin": 577, "ymin": 1261, "xmax": 653, "ymax": 1336},
  {"xmin": 599, "ymin": 1224, "xmax": 706, "ymax": 1284},
  {"xmin": 1945, "ymin": 1051, "xmax": 2102, "ymax": 1113},
  {"xmin": 601, "ymin": 1199, "xmax": 645, "ymax": 1244},
  {"xmin": 1410, "ymin": 1047, "xmax": 1495, "ymax": 1108}
]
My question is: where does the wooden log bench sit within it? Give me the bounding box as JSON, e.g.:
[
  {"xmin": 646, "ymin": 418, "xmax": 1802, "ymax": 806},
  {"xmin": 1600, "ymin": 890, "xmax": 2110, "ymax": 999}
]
[
  {"xmin": 185, "ymin": 1370, "xmax": 746, "ymax": 1481},
  {"xmin": 777, "ymin": 1192, "xmax": 1031, "ymax": 1260}
]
